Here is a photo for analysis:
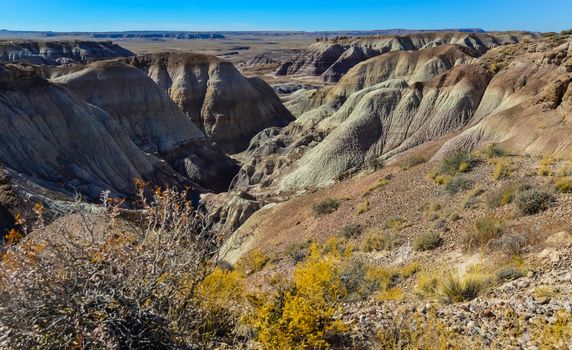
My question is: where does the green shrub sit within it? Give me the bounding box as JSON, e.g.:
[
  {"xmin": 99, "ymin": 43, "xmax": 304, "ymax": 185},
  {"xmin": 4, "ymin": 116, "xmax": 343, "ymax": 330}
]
[
  {"xmin": 340, "ymin": 224, "xmax": 363, "ymax": 239},
  {"xmin": 414, "ymin": 232, "xmax": 442, "ymax": 251},
  {"xmin": 515, "ymin": 189, "xmax": 555, "ymax": 215},
  {"xmin": 313, "ymin": 198, "xmax": 340, "ymax": 216},
  {"xmin": 439, "ymin": 151, "xmax": 478, "ymax": 176},
  {"xmin": 486, "ymin": 182, "xmax": 532, "ymax": 209},
  {"xmin": 484, "ymin": 143, "xmax": 508, "ymax": 158},
  {"xmin": 445, "ymin": 175, "xmax": 472, "ymax": 194}
]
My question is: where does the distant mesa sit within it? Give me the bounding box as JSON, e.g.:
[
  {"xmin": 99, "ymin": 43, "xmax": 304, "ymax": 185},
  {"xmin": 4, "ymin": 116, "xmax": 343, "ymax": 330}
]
[
  {"xmin": 0, "ymin": 40, "xmax": 134, "ymax": 65},
  {"xmin": 276, "ymin": 31, "xmax": 537, "ymax": 82},
  {"xmin": 90, "ymin": 32, "xmax": 225, "ymax": 40}
]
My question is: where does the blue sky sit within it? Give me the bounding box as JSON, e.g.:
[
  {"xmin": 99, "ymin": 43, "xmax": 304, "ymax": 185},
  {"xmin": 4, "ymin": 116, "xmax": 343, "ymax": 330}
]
[{"xmin": 1, "ymin": 0, "xmax": 571, "ymax": 32}]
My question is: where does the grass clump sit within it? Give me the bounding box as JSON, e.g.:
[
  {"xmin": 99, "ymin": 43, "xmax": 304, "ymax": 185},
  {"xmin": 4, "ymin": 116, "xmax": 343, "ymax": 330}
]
[
  {"xmin": 555, "ymin": 177, "xmax": 572, "ymax": 193},
  {"xmin": 492, "ymin": 160, "xmax": 512, "ymax": 180},
  {"xmin": 383, "ymin": 216, "xmax": 408, "ymax": 231},
  {"xmin": 445, "ymin": 175, "xmax": 472, "ymax": 194},
  {"xmin": 399, "ymin": 155, "xmax": 426, "ymax": 171},
  {"xmin": 538, "ymin": 156, "xmax": 555, "ymax": 176},
  {"xmin": 359, "ymin": 229, "xmax": 402, "ymax": 252},
  {"xmin": 340, "ymin": 224, "xmax": 363, "ymax": 239},
  {"xmin": 237, "ymin": 248, "xmax": 269, "ymax": 274},
  {"xmin": 355, "ymin": 199, "xmax": 370, "ymax": 215},
  {"xmin": 515, "ymin": 189, "xmax": 555, "ymax": 215},
  {"xmin": 414, "ymin": 232, "xmax": 442, "ymax": 251},
  {"xmin": 438, "ymin": 272, "xmax": 486, "ymax": 303},
  {"xmin": 463, "ymin": 185, "xmax": 485, "ymax": 209},
  {"xmin": 313, "ymin": 198, "xmax": 340, "ymax": 216},
  {"xmin": 364, "ymin": 176, "xmax": 391, "ymax": 196},
  {"xmin": 376, "ymin": 288, "xmax": 403, "ymax": 301},
  {"xmin": 463, "ymin": 217, "xmax": 506, "ymax": 251}
]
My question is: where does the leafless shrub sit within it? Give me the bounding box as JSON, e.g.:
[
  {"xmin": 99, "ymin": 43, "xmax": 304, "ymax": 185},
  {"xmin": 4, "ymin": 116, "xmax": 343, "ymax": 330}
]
[{"xmin": 0, "ymin": 183, "xmax": 237, "ymax": 349}]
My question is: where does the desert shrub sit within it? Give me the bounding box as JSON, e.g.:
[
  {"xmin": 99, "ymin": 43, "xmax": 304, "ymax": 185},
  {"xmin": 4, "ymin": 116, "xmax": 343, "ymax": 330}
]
[
  {"xmin": 515, "ymin": 189, "xmax": 555, "ymax": 215},
  {"xmin": 439, "ymin": 151, "xmax": 478, "ymax": 176},
  {"xmin": 539, "ymin": 156, "xmax": 554, "ymax": 176},
  {"xmin": 414, "ymin": 232, "xmax": 442, "ymax": 251},
  {"xmin": 463, "ymin": 185, "xmax": 485, "ymax": 208},
  {"xmin": 313, "ymin": 198, "xmax": 340, "ymax": 216},
  {"xmin": 237, "ymin": 248, "xmax": 269, "ymax": 274},
  {"xmin": 487, "ymin": 185, "xmax": 516, "ymax": 208},
  {"xmin": 486, "ymin": 182, "xmax": 533, "ymax": 209},
  {"xmin": 376, "ymin": 309, "xmax": 470, "ymax": 349},
  {"xmin": 445, "ymin": 175, "xmax": 472, "ymax": 194},
  {"xmin": 463, "ymin": 217, "xmax": 506, "ymax": 251},
  {"xmin": 339, "ymin": 260, "xmax": 397, "ymax": 300},
  {"xmin": 433, "ymin": 174, "xmax": 452, "ymax": 185},
  {"xmin": 493, "ymin": 160, "xmax": 511, "ymax": 180},
  {"xmin": 400, "ymin": 262, "xmax": 420, "ymax": 278},
  {"xmin": 367, "ymin": 157, "xmax": 385, "ymax": 171},
  {"xmin": 286, "ymin": 241, "xmax": 312, "ymax": 262},
  {"xmin": 251, "ymin": 244, "xmax": 348, "ymax": 349},
  {"xmin": 340, "ymin": 223, "xmax": 362, "ymax": 238},
  {"xmin": 359, "ymin": 229, "xmax": 402, "ymax": 252},
  {"xmin": 0, "ymin": 187, "xmax": 239, "ymax": 349},
  {"xmin": 483, "ymin": 143, "xmax": 508, "ymax": 158},
  {"xmin": 422, "ymin": 202, "xmax": 442, "ymax": 221},
  {"xmin": 495, "ymin": 266, "xmax": 524, "ymax": 283},
  {"xmin": 556, "ymin": 177, "xmax": 572, "ymax": 193},
  {"xmin": 433, "ymin": 218, "xmax": 448, "ymax": 232},
  {"xmin": 416, "ymin": 271, "xmax": 440, "ymax": 297},
  {"xmin": 196, "ymin": 268, "xmax": 246, "ymax": 339},
  {"xmin": 355, "ymin": 199, "xmax": 370, "ymax": 215},
  {"xmin": 438, "ymin": 272, "xmax": 485, "ymax": 303},
  {"xmin": 488, "ymin": 234, "xmax": 527, "ymax": 257},
  {"xmin": 399, "ymin": 155, "xmax": 426, "ymax": 171},
  {"xmin": 383, "ymin": 216, "xmax": 408, "ymax": 231}
]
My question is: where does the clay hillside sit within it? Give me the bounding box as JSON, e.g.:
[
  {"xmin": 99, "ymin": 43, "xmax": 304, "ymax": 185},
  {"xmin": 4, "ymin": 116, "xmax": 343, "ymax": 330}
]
[{"xmin": 0, "ymin": 30, "xmax": 570, "ymax": 350}]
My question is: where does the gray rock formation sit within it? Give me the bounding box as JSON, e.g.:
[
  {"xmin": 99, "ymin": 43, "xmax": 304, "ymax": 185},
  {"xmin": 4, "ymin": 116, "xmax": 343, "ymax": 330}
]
[
  {"xmin": 0, "ymin": 62, "xmax": 237, "ymax": 199},
  {"xmin": 0, "ymin": 40, "xmax": 133, "ymax": 65},
  {"xmin": 124, "ymin": 53, "xmax": 295, "ymax": 153},
  {"xmin": 276, "ymin": 32, "xmax": 536, "ymax": 82},
  {"xmin": 280, "ymin": 64, "xmax": 492, "ymax": 189}
]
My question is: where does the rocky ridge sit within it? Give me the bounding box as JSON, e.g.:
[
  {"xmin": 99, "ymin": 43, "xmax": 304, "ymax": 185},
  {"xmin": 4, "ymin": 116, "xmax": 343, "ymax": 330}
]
[{"xmin": 0, "ymin": 40, "xmax": 134, "ymax": 65}]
